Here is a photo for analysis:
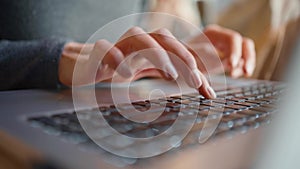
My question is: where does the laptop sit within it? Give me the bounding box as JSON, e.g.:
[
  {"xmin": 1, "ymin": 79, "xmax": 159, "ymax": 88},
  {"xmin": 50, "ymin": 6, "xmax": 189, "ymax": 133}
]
[
  {"xmin": 0, "ymin": 77, "xmax": 283, "ymax": 168},
  {"xmin": 0, "ymin": 33, "xmax": 298, "ymax": 169}
]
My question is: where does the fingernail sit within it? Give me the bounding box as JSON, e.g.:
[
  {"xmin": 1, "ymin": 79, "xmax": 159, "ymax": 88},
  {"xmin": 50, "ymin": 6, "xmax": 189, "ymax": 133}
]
[
  {"xmin": 119, "ymin": 63, "xmax": 132, "ymax": 78},
  {"xmin": 190, "ymin": 69, "xmax": 202, "ymax": 88},
  {"xmin": 231, "ymin": 56, "xmax": 239, "ymax": 68},
  {"xmin": 164, "ymin": 63, "xmax": 178, "ymax": 79},
  {"xmin": 231, "ymin": 68, "xmax": 240, "ymax": 78},
  {"xmin": 207, "ymin": 86, "xmax": 217, "ymax": 98},
  {"xmin": 246, "ymin": 65, "xmax": 253, "ymax": 76}
]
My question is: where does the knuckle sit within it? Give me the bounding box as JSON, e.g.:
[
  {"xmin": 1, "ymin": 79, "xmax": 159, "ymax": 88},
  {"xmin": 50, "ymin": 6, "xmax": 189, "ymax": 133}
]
[
  {"xmin": 231, "ymin": 32, "xmax": 242, "ymax": 41},
  {"xmin": 204, "ymin": 25, "xmax": 225, "ymax": 35},
  {"xmin": 244, "ymin": 38, "xmax": 255, "ymax": 47},
  {"xmin": 182, "ymin": 54, "xmax": 196, "ymax": 67},
  {"xmin": 186, "ymin": 56, "xmax": 196, "ymax": 64},
  {"xmin": 156, "ymin": 28, "xmax": 171, "ymax": 35},
  {"xmin": 127, "ymin": 26, "xmax": 148, "ymax": 40},
  {"xmin": 206, "ymin": 24, "xmax": 219, "ymax": 31},
  {"xmin": 154, "ymin": 28, "xmax": 174, "ymax": 40},
  {"xmin": 94, "ymin": 39, "xmax": 109, "ymax": 47},
  {"xmin": 128, "ymin": 26, "xmax": 144, "ymax": 34},
  {"xmin": 109, "ymin": 48, "xmax": 123, "ymax": 58}
]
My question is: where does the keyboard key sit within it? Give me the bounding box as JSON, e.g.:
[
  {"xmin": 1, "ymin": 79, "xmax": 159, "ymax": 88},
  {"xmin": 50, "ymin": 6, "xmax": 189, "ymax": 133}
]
[
  {"xmin": 202, "ymin": 102, "xmax": 224, "ymax": 108},
  {"xmin": 177, "ymin": 99, "xmax": 194, "ymax": 105},
  {"xmin": 212, "ymin": 99, "xmax": 234, "ymax": 105},
  {"xmin": 250, "ymin": 107, "xmax": 274, "ymax": 113},
  {"xmin": 165, "ymin": 102, "xmax": 181, "ymax": 108},
  {"xmin": 238, "ymin": 109, "xmax": 261, "ymax": 116},
  {"xmin": 235, "ymin": 102, "xmax": 259, "ymax": 108},
  {"xmin": 210, "ymin": 107, "xmax": 236, "ymax": 115},
  {"xmin": 245, "ymin": 100, "xmax": 267, "ymax": 105},
  {"xmin": 260, "ymin": 103, "xmax": 277, "ymax": 109},
  {"xmin": 225, "ymin": 104, "xmax": 248, "ymax": 110}
]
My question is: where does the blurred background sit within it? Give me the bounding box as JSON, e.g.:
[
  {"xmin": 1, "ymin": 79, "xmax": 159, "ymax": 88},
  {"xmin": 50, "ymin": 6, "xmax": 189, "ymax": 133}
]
[{"xmin": 147, "ymin": 0, "xmax": 300, "ymax": 81}]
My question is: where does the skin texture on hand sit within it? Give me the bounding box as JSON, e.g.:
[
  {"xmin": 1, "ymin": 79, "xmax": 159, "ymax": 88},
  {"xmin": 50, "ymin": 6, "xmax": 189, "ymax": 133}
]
[
  {"xmin": 58, "ymin": 25, "xmax": 256, "ymax": 99},
  {"xmin": 187, "ymin": 24, "xmax": 256, "ymax": 78}
]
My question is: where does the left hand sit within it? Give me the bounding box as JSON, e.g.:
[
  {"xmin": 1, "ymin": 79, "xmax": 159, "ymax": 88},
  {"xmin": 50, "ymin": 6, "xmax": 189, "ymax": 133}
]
[{"xmin": 187, "ymin": 24, "xmax": 256, "ymax": 78}]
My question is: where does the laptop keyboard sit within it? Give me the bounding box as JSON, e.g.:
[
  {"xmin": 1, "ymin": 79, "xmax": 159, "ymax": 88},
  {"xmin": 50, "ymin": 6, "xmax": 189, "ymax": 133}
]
[{"xmin": 28, "ymin": 82, "xmax": 284, "ymax": 155}]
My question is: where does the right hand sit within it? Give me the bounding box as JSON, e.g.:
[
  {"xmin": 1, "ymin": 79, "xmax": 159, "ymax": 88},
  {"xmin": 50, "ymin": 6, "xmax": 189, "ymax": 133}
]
[{"xmin": 58, "ymin": 27, "xmax": 216, "ymax": 98}]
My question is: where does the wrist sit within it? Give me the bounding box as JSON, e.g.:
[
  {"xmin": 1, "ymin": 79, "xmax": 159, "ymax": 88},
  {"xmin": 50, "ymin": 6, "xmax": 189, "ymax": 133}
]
[{"xmin": 58, "ymin": 42, "xmax": 84, "ymax": 86}]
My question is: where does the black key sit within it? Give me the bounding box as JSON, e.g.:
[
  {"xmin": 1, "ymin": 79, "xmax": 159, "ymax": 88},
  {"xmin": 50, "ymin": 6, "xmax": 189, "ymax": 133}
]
[
  {"xmin": 170, "ymin": 96, "xmax": 183, "ymax": 100},
  {"xmin": 243, "ymin": 91, "xmax": 253, "ymax": 96},
  {"xmin": 186, "ymin": 97, "xmax": 201, "ymax": 102},
  {"xmin": 193, "ymin": 104, "xmax": 211, "ymax": 111},
  {"xmin": 234, "ymin": 92, "xmax": 244, "ymax": 97},
  {"xmin": 259, "ymin": 88, "xmax": 267, "ymax": 93},
  {"xmin": 238, "ymin": 109, "xmax": 261, "ymax": 116},
  {"xmin": 177, "ymin": 99, "xmax": 195, "ymax": 105},
  {"xmin": 220, "ymin": 113, "xmax": 247, "ymax": 128},
  {"xmin": 202, "ymin": 102, "xmax": 224, "ymax": 108},
  {"xmin": 224, "ymin": 112, "xmax": 248, "ymax": 119},
  {"xmin": 255, "ymin": 98, "xmax": 271, "ymax": 103},
  {"xmin": 235, "ymin": 102, "xmax": 258, "ymax": 108},
  {"xmin": 245, "ymin": 100, "xmax": 267, "ymax": 105},
  {"xmin": 212, "ymin": 99, "xmax": 234, "ymax": 105},
  {"xmin": 224, "ymin": 95, "xmax": 235, "ymax": 99},
  {"xmin": 183, "ymin": 93, "xmax": 204, "ymax": 99},
  {"xmin": 255, "ymin": 94, "xmax": 264, "ymax": 99},
  {"xmin": 226, "ymin": 88, "xmax": 243, "ymax": 95},
  {"xmin": 197, "ymin": 110, "xmax": 222, "ymax": 119},
  {"xmin": 260, "ymin": 103, "xmax": 277, "ymax": 109},
  {"xmin": 237, "ymin": 96, "xmax": 256, "ymax": 100},
  {"xmin": 179, "ymin": 94, "xmax": 197, "ymax": 99},
  {"xmin": 251, "ymin": 90, "xmax": 260, "ymax": 95},
  {"xmin": 200, "ymin": 99, "xmax": 213, "ymax": 104},
  {"xmin": 165, "ymin": 102, "xmax": 181, "ymax": 108},
  {"xmin": 210, "ymin": 107, "xmax": 236, "ymax": 114},
  {"xmin": 229, "ymin": 98, "xmax": 245, "ymax": 102},
  {"xmin": 225, "ymin": 104, "xmax": 248, "ymax": 110},
  {"xmin": 132, "ymin": 101, "xmax": 150, "ymax": 107}
]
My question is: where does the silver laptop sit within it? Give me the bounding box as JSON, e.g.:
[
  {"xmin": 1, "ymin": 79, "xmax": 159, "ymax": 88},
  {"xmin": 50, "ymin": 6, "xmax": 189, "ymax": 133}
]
[{"xmin": 0, "ymin": 77, "xmax": 283, "ymax": 169}]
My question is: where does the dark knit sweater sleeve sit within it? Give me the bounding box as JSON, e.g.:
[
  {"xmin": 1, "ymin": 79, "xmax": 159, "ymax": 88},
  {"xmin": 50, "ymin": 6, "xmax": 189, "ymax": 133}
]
[{"xmin": 0, "ymin": 38, "xmax": 68, "ymax": 90}]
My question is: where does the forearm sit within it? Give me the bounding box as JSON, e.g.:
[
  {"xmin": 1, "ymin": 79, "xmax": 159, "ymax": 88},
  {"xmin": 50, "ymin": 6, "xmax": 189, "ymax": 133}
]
[{"xmin": 0, "ymin": 38, "xmax": 69, "ymax": 90}]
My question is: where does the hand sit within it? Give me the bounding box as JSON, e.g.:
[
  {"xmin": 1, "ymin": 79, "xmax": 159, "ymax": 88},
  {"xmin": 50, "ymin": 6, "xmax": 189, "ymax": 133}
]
[
  {"xmin": 187, "ymin": 24, "xmax": 256, "ymax": 78},
  {"xmin": 58, "ymin": 27, "xmax": 217, "ymax": 98}
]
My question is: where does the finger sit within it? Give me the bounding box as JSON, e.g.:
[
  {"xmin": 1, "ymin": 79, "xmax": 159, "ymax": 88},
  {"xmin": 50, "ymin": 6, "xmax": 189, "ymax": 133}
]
[
  {"xmin": 204, "ymin": 25, "xmax": 243, "ymax": 69},
  {"xmin": 230, "ymin": 59, "xmax": 244, "ymax": 78},
  {"xmin": 116, "ymin": 27, "xmax": 178, "ymax": 79},
  {"xmin": 242, "ymin": 38, "xmax": 256, "ymax": 77},
  {"xmin": 198, "ymin": 73, "xmax": 217, "ymax": 99},
  {"xmin": 150, "ymin": 28, "xmax": 202, "ymax": 88},
  {"xmin": 90, "ymin": 39, "xmax": 132, "ymax": 78},
  {"xmin": 224, "ymin": 31, "xmax": 243, "ymax": 70}
]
